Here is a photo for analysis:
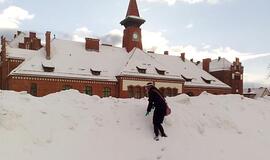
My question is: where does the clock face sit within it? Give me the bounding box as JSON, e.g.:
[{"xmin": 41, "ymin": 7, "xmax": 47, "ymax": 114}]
[{"xmin": 132, "ymin": 32, "xmax": 139, "ymax": 41}]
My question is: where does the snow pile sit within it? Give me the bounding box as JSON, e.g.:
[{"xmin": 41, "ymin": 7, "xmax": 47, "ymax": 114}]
[{"xmin": 1, "ymin": 90, "xmax": 270, "ymax": 160}]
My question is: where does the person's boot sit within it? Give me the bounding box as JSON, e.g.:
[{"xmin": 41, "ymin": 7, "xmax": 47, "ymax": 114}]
[
  {"xmin": 154, "ymin": 136, "xmax": 159, "ymax": 141},
  {"xmin": 161, "ymin": 133, "xmax": 167, "ymax": 137}
]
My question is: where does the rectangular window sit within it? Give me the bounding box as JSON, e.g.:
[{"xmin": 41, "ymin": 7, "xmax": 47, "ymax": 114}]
[
  {"xmin": 84, "ymin": 86, "xmax": 92, "ymax": 96},
  {"xmin": 30, "ymin": 83, "xmax": 37, "ymax": 96},
  {"xmin": 103, "ymin": 87, "xmax": 111, "ymax": 97},
  {"xmin": 235, "ymin": 75, "xmax": 240, "ymax": 80}
]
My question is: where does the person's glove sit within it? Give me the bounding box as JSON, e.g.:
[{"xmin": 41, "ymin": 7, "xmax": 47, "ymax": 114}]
[{"xmin": 145, "ymin": 112, "xmax": 150, "ymax": 116}]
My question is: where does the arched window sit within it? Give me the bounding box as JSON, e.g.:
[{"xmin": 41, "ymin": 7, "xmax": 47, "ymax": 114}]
[
  {"xmin": 159, "ymin": 87, "xmax": 165, "ymax": 97},
  {"xmin": 30, "ymin": 83, "xmax": 37, "ymax": 96},
  {"xmin": 103, "ymin": 87, "xmax": 111, "ymax": 97},
  {"xmin": 141, "ymin": 87, "xmax": 147, "ymax": 98},
  {"xmin": 166, "ymin": 87, "xmax": 172, "ymax": 97},
  {"xmin": 128, "ymin": 86, "xmax": 134, "ymax": 98},
  {"xmin": 172, "ymin": 88, "xmax": 178, "ymax": 96},
  {"xmin": 134, "ymin": 86, "xmax": 142, "ymax": 99},
  {"xmin": 84, "ymin": 86, "xmax": 92, "ymax": 96}
]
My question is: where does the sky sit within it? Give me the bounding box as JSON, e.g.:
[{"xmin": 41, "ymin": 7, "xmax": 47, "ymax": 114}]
[{"xmin": 0, "ymin": 0, "xmax": 270, "ymax": 87}]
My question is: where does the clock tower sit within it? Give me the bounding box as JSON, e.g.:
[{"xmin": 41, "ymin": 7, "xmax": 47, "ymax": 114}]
[{"xmin": 121, "ymin": 0, "xmax": 145, "ymax": 52}]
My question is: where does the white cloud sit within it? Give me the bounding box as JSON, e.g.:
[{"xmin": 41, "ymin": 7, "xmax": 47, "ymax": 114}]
[
  {"xmin": 142, "ymin": 30, "xmax": 169, "ymax": 53},
  {"xmin": 186, "ymin": 23, "xmax": 194, "ymax": 29},
  {"xmin": 140, "ymin": 0, "xmax": 222, "ymax": 5},
  {"xmin": 100, "ymin": 29, "xmax": 123, "ymax": 47},
  {"xmin": 244, "ymin": 73, "xmax": 270, "ymax": 87},
  {"xmin": 0, "ymin": 6, "xmax": 34, "ymax": 29},
  {"xmin": 72, "ymin": 27, "xmax": 93, "ymax": 42},
  {"xmin": 72, "ymin": 27, "xmax": 123, "ymax": 46}
]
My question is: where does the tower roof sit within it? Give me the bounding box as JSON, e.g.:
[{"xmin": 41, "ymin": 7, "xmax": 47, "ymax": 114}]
[
  {"xmin": 120, "ymin": 0, "xmax": 145, "ymax": 27},
  {"xmin": 126, "ymin": 0, "xmax": 140, "ymax": 17}
]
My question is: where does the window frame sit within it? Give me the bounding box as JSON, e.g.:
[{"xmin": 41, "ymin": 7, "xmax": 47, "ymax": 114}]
[
  {"xmin": 103, "ymin": 87, "xmax": 111, "ymax": 97},
  {"xmin": 30, "ymin": 83, "xmax": 37, "ymax": 96}
]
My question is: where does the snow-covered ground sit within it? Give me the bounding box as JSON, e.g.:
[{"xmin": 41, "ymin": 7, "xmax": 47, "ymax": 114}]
[{"xmin": 1, "ymin": 90, "xmax": 270, "ymax": 160}]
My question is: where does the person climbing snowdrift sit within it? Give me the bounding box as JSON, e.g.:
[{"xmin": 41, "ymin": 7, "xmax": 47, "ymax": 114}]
[{"xmin": 145, "ymin": 82, "xmax": 168, "ymax": 141}]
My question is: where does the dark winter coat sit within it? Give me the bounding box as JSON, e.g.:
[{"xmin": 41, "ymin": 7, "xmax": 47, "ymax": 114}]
[{"xmin": 147, "ymin": 86, "xmax": 167, "ymax": 124}]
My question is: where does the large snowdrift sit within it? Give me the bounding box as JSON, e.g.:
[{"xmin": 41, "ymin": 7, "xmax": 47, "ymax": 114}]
[{"xmin": 1, "ymin": 90, "xmax": 270, "ymax": 160}]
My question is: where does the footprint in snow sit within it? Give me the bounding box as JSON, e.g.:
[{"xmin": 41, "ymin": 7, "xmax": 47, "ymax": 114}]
[{"xmin": 156, "ymin": 155, "xmax": 162, "ymax": 160}]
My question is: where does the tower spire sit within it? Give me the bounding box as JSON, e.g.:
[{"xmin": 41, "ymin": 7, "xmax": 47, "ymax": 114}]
[
  {"xmin": 126, "ymin": 0, "xmax": 140, "ymax": 17},
  {"xmin": 121, "ymin": 0, "xmax": 145, "ymax": 52}
]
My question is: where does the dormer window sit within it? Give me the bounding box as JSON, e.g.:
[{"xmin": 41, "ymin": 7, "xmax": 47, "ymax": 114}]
[
  {"xmin": 201, "ymin": 77, "xmax": 213, "ymax": 84},
  {"xmin": 155, "ymin": 67, "xmax": 165, "ymax": 75},
  {"xmin": 42, "ymin": 61, "xmax": 55, "ymax": 72},
  {"xmin": 90, "ymin": 69, "xmax": 101, "ymax": 76},
  {"xmin": 136, "ymin": 66, "xmax": 146, "ymax": 74},
  {"xmin": 181, "ymin": 75, "xmax": 192, "ymax": 82}
]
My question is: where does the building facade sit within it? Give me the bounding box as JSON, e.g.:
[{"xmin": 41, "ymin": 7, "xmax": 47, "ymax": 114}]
[
  {"xmin": 0, "ymin": 0, "xmax": 235, "ymax": 98},
  {"xmin": 201, "ymin": 57, "xmax": 244, "ymax": 94}
]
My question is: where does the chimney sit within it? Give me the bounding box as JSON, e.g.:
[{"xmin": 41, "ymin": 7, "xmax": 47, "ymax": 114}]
[
  {"xmin": 181, "ymin": 53, "xmax": 185, "ymax": 62},
  {"xmin": 164, "ymin": 51, "xmax": 169, "ymax": 55},
  {"xmin": 202, "ymin": 58, "xmax": 211, "ymax": 72},
  {"xmin": 85, "ymin": 38, "xmax": 100, "ymax": 52},
  {"xmin": 236, "ymin": 57, "xmax": 240, "ymax": 64},
  {"xmin": 29, "ymin": 32, "xmax": 36, "ymax": 38},
  {"xmin": 1, "ymin": 36, "xmax": 7, "ymax": 61},
  {"xmin": 45, "ymin": 31, "xmax": 51, "ymax": 60}
]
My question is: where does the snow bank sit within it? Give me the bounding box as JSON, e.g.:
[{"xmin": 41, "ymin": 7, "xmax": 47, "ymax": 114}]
[{"xmin": 1, "ymin": 89, "xmax": 270, "ymax": 160}]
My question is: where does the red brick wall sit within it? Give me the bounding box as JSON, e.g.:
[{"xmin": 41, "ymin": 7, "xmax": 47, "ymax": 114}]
[
  {"xmin": 1, "ymin": 61, "xmax": 8, "ymax": 89},
  {"xmin": 8, "ymin": 76, "xmax": 117, "ymax": 97},
  {"xmin": 210, "ymin": 70, "xmax": 243, "ymax": 94},
  {"xmin": 122, "ymin": 27, "xmax": 142, "ymax": 52},
  {"xmin": 210, "ymin": 70, "xmax": 232, "ymax": 87},
  {"xmin": 183, "ymin": 86, "xmax": 232, "ymax": 96},
  {"xmin": 1, "ymin": 59, "xmax": 23, "ymax": 89}
]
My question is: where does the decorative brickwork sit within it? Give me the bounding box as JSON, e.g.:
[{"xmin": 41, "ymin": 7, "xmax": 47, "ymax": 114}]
[{"xmin": 18, "ymin": 32, "xmax": 42, "ymax": 50}]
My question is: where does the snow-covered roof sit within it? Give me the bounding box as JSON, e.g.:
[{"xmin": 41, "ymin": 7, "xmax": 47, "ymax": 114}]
[
  {"xmin": 9, "ymin": 38, "xmax": 230, "ymax": 88},
  {"xmin": 153, "ymin": 54, "xmax": 231, "ymax": 88},
  {"xmin": 8, "ymin": 32, "xmax": 28, "ymax": 48},
  {"xmin": 6, "ymin": 46, "xmax": 38, "ymax": 60},
  {"xmin": 209, "ymin": 58, "xmax": 232, "ymax": 72},
  {"xmin": 198, "ymin": 58, "xmax": 232, "ymax": 72},
  {"xmin": 126, "ymin": 15, "xmax": 145, "ymax": 21},
  {"xmin": 11, "ymin": 39, "xmax": 130, "ymax": 81},
  {"xmin": 1, "ymin": 32, "xmax": 39, "ymax": 60},
  {"xmin": 119, "ymin": 48, "xmax": 181, "ymax": 80}
]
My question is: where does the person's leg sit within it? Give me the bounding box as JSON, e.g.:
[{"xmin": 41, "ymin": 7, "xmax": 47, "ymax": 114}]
[
  {"xmin": 154, "ymin": 123, "xmax": 159, "ymax": 137},
  {"xmin": 158, "ymin": 123, "xmax": 167, "ymax": 137}
]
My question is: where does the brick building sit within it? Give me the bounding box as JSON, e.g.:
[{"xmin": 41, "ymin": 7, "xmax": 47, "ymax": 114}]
[
  {"xmin": 199, "ymin": 57, "xmax": 244, "ymax": 94},
  {"xmin": 0, "ymin": 0, "xmax": 236, "ymax": 98}
]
